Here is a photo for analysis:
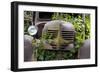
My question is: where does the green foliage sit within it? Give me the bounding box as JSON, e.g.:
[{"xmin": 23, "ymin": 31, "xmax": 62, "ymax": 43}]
[
  {"xmin": 73, "ymin": 15, "xmax": 85, "ymax": 51},
  {"xmin": 43, "ymin": 51, "xmax": 56, "ymax": 60},
  {"xmin": 32, "ymin": 33, "xmax": 55, "ymax": 61},
  {"xmin": 24, "ymin": 11, "xmax": 33, "ymax": 34},
  {"xmin": 24, "ymin": 20, "xmax": 30, "ymax": 34},
  {"xmin": 32, "ymin": 38, "xmax": 45, "ymax": 61},
  {"xmin": 42, "ymin": 32, "xmax": 53, "ymax": 39},
  {"xmin": 52, "ymin": 13, "xmax": 73, "ymax": 22},
  {"xmin": 85, "ymin": 15, "xmax": 90, "ymax": 39}
]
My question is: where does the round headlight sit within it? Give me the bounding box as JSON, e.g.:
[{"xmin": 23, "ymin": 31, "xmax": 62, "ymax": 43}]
[{"xmin": 28, "ymin": 25, "xmax": 38, "ymax": 36}]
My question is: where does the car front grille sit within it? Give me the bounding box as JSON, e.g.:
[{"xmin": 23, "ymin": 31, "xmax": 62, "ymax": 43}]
[{"xmin": 47, "ymin": 30, "xmax": 75, "ymax": 49}]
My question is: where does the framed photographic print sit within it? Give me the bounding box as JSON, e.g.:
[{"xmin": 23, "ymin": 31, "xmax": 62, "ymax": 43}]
[{"xmin": 11, "ymin": 1, "xmax": 97, "ymax": 71}]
